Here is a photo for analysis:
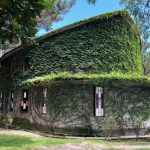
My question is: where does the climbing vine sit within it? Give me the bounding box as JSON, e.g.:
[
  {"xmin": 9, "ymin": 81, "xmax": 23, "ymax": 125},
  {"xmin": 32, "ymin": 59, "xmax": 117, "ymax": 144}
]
[{"xmin": 1, "ymin": 10, "xmax": 141, "ymax": 88}]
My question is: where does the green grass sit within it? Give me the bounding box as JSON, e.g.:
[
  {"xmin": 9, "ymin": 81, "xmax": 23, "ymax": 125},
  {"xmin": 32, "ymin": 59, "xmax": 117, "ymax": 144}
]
[
  {"xmin": 0, "ymin": 133, "xmax": 149, "ymax": 150},
  {"xmin": 0, "ymin": 134, "xmax": 79, "ymax": 150}
]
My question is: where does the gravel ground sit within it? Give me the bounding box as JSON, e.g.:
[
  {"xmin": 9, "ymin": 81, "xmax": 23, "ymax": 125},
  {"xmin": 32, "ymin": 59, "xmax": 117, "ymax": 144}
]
[
  {"xmin": 32, "ymin": 142, "xmax": 101, "ymax": 150},
  {"xmin": 32, "ymin": 142, "xmax": 150, "ymax": 150}
]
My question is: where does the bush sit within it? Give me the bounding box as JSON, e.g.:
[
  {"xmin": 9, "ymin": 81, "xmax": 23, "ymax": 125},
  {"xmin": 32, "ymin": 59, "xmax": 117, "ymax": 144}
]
[
  {"xmin": 12, "ymin": 118, "xmax": 48, "ymax": 132},
  {"xmin": 99, "ymin": 116, "xmax": 118, "ymax": 140},
  {"xmin": 2, "ymin": 115, "xmax": 13, "ymax": 129}
]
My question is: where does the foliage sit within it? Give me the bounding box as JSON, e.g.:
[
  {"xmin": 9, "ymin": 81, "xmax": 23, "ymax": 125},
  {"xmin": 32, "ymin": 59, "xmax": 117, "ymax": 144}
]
[
  {"xmin": 29, "ymin": 83, "xmax": 150, "ymax": 136},
  {"xmin": 12, "ymin": 118, "xmax": 48, "ymax": 132},
  {"xmin": 31, "ymin": 84, "xmax": 93, "ymax": 134},
  {"xmin": 27, "ymin": 11, "xmax": 141, "ymax": 76},
  {"xmin": 22, "ymin": 71, "xmax": 150, "ymax": 86},
  {"xmin": 2, "ymin": 115, "xmax": 13, "ymax": 128},
  {"xmin": 0, "ymin": 0, "xmax": 96, "ymax": 45},
  {"xmin": 0, "ymin": 10, "xmax": 148, "ymax": 137},
  {"xmin": 120, "ymin": 0, "xmax": 150, "ymax": 75},
  {"xmin": 129, "ymin": 116, "xmax": 145, "ymax": 140},
  {"xmin": 0, "ymin": 0, "xmax": 53, "ymax": 44},
  {"xmin": 143, "ymin": 51, "xmax": 150, "ymax": 75},
  {"xmin": 98, "ymin": 116, "xmax": 118, "ymax": 140},
  {"xmin": 36, "ymin": 0, "xmax": 97, "ymax": 32},
  {"xmin": 145, "ymin": 127, "xmax": 150, "ymax": 134},
  {"xmin": 36, "ymin": 0, "xmax": 75, "ymax": 31},
  {"xmin": 120, "ymin": 0, "xmax": 150, "ymax": 42},
  {"xmin": 106, "ymin": 86, "xmax": 150, "ymax": 138},
  {"xmin": 6, "ymin": 10, "xmax": 141, "ymax": 87},
  {"xmin": 87, "ymin": 0, "xmax": 97, "ymax": 4}
]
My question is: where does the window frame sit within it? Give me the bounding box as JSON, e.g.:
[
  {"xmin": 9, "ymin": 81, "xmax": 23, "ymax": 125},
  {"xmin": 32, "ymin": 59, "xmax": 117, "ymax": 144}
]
[
  {"xmin": 21, "ymin": 89, "xmax": 29, "ymax": 113},
  {"xmin": 94, "ymin": 86, "xmax": 105, "ymax": 117}
]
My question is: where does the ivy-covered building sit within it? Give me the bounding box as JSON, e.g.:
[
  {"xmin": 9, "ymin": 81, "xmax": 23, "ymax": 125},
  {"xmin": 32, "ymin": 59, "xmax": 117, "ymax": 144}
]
[{"xmin": 0, "ymin": 10, "xmax": 150, "ymax": 135}]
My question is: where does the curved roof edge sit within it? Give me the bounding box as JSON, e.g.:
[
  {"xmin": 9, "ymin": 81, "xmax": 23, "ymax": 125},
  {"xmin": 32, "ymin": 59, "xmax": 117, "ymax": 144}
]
[{"xmin": 22, "ymin": 72, "xmax": 150, "ymax": 88}]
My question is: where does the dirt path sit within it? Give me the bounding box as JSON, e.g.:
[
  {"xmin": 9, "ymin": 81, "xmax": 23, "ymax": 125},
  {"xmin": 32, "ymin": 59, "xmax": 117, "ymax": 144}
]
[
  {"xmin": 33, "ymin": 142, "xmax": 101, "ymax": 150},
  {"xmin": 33, "ymin": 142, "xmax": 150, "ymax": 150}
]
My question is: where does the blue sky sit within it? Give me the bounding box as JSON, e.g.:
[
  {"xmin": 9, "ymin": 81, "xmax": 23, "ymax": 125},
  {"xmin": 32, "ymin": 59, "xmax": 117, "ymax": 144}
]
[{"xmin": 37, "ymin": 0, "xmax": 124, "ymax": 36}]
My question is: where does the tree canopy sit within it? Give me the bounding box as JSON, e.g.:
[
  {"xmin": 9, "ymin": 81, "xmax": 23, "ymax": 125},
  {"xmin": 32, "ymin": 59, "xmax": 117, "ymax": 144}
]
[
  {"xmin": 120, "ymin": 0, "xmax": 150, "ymax": 75},
  {"xmin": 0, "ymin": 0, "xmax": 53, "ymax": 44},
  {"xmin": 120, "ymin": 0, "xmax": 150, "ymax": 42},
  {"xmin": 0, "ymin": 0, "xmax": 94, "ymax": 45},
  {"xmin": 36, "ymin": 0, "xmax": 75, "ymax": 32}
]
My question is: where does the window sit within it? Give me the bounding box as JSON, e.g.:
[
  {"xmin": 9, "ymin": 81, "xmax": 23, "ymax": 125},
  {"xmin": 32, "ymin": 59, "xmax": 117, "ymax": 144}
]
[
  {"xmin": 0, "ymin": 94, "xmax": 3, "ymax": 111},
  {"xmin": 21, "ymin": 89, "xmax": 29, "ymax": 113},
  {"xmin": 10, "ymin": 91, "xmax": 14, "ymax": 111},
  {"xmin": 23, "ymin": 58, "xmax": 30, "ymax": 72},
  {"xmin": 11, "ymin": 60, "xmax": 15, "ymax": 75},
  {"xmin": 94, "ymin": 87, "xmax": 104, "ymax": 116},
  {"xmin": 42, "ymin": 88, "xmax": 47, "ymax": 114}
]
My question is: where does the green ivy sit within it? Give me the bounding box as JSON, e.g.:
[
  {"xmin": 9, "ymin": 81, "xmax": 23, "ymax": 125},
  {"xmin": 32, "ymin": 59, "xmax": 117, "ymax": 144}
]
[
  {"xmin": 22, "ymin": 72, "xmax": 150, "ymax": 87},
  {"xmin": 2, "ymin": 10, "xmax": 141, "ymax": 88}
]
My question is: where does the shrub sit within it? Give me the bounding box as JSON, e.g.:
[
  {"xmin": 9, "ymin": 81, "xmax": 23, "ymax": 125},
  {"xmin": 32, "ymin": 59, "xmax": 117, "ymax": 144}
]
[{"xmin": 2, "ymin": 115, "xmax": 13, "ymax": 129}]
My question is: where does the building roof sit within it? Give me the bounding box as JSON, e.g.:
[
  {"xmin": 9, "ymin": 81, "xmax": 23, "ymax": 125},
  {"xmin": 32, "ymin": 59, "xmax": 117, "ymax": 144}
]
[{"xmin": 22, "ymin": 72, "xmax": 150, "ymax": 88}]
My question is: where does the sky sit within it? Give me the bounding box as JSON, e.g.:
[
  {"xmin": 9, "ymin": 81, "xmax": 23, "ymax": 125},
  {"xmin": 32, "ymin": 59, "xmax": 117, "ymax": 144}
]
[{"xmin": 37, "ymin": 0, "xmax": 124, "ymax": 36}]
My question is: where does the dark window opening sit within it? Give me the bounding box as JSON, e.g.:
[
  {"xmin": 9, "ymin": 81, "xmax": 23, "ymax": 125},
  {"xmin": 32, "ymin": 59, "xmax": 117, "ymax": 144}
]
[
  {"xmin": 11, "ymin": 61, "xmax": 15, "ymax": 75},
  {"xmin": 10, "ymin": 91, "xmax": 14, "ymax": 112},
  {"xmin": 0, "ymin": 94, "xmax": 3, "ymax": 111},
  {"xmin": 24, "ymin": 58, "xmax": 30, "ymax": 71},
  {"xmin": 21, "ymin": 89, "xmax": 29, "ymax": 113}
]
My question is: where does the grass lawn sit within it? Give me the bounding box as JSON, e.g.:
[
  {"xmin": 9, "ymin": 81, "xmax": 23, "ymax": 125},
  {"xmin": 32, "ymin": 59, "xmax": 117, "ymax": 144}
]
[
  {"xmin": 0, "ymin": 130, "xmax": 149, "ymax": 150},
  {"xmin": 0, "ymin": 134, "xmax": 79, "ymax": 150}
]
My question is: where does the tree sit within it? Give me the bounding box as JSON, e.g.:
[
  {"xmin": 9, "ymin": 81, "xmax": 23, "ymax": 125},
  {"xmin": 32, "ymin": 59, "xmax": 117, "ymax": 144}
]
[
  {"xmin": 0, "ymin": 0, "xmax": 94, "ymax": 45},
  {"xmin": 36, "ymin": 0, "xmax": 96, "ymax": 32},
  {"xmin": 36, "ymin": 0, "xmax": 75, "ymax": 31},
  {"xmin": 120, "ymin": 0, "xmax": 150, "ymax": 41},
  {"xmin": 142, "ymin": 42, "xmax": 150, "ymax": 75},
  {"xmin": 0, "ymin": 0, "xmax": 53, "ymax": 44},
  {"xmin": 120, "ymin": 0, "xmax": 150, "ymax": 74},
  {"xmin": 87, "ymin": 0, "xmax": 97, "ymax": 4}
]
